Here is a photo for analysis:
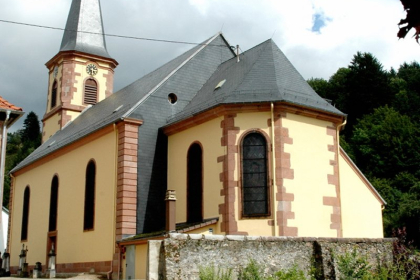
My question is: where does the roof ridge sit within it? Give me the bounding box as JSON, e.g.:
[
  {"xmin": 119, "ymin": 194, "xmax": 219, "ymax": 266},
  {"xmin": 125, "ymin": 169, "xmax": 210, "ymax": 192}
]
[
  {"xmin": 121, "ymin": 33, "xmax": 223, "ymax": 120},
  {"xmin": 231, "ymin": 39, "xmax": 272, "ymax": 96}
]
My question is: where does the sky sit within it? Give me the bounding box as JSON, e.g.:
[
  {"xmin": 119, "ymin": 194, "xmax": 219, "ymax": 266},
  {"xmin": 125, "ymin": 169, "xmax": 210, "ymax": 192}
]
[{"xmin": 0, "ymin": 0, "xmax": 418, "ymax": 132}]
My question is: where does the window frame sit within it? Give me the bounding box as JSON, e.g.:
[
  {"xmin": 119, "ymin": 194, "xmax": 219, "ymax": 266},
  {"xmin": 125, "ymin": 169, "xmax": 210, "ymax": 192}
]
[
  {"xmin": 186, "ymin": 142, "xmax": 203, "ymax": 223},
  {"xmin": 51, "ymin": 80, "xmax": 58, "ymax": 109},
  {"xmin": 48, "ymin": 175, "xmax": 59, "ymax": 232},
  {"xmin": 83, "ymin": 160, "xmax": 96, "ymax": 231},
  {"xmin": 239, "ymin": 130, "xmax": 272, "ymax": 219},
  {"xmin": 21, "ymin": 186, "xmax": 31, "ymax": 241}
]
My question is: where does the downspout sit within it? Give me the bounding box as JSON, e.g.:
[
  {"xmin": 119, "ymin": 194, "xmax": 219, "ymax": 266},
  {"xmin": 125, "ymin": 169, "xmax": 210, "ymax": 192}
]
[
  {"xmin": 270, "ymin": 103, "xmax": 277, "ymax": 236},
  {"xmin": 107, "ymin": 123, "xmax": 118, "ymax": 280},
  {"xmin": 0, "ymin": 111, "xmax": 11, "ymax": 251},
  {"xmin": 8, "ymin": 173, "xmax": 15, "ymax": 252},
  {"xmin": 0, "ymin": 111, "xmax": 11, "ymax": 208},
  {"xmin": 336, "ymin": 118, "xmax": 346, "ymax": 238}
]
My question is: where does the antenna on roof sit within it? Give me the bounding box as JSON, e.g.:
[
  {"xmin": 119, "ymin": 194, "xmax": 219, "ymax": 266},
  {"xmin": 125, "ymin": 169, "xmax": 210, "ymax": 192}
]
[{"xmin": 236, "ymin": 44, "xmax": 240, "ymax": 63}]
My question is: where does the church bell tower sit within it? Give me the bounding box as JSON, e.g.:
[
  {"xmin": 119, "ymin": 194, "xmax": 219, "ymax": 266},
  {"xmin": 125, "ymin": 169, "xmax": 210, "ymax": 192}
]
[{"xmin": 42, "ymin": 0, "xmax": 118, "ymax": 142}]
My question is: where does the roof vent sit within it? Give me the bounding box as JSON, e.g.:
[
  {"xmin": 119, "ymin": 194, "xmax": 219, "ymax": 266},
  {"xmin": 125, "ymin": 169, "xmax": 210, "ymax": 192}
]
[
  {"xmin": 168, "ymin": 93, "xmax": 178, "ymax": 104},
  {"xmin": 48, "ymin": 140, "xmax": 56, "ymax": 147},
  {"xmin": 214, "ymin": 79, "xmax": 226, "ymax": 91}
]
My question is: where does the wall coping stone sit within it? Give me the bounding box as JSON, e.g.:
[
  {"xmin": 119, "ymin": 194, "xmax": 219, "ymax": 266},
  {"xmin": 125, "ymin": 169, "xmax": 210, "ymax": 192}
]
[{"xmin": 168, "ymin": 233, "xmax": 395, "ymax": 243}]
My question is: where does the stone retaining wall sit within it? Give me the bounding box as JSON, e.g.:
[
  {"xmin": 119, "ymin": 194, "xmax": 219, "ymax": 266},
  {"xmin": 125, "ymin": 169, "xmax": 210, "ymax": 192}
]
[{"xmin": 147, "ymin": 233, "xmax": 394, "ymax": 280}]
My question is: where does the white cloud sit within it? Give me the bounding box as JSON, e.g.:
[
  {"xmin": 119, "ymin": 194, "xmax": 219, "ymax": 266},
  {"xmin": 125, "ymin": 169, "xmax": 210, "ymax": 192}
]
[{"xmin": 0, "ymin": 0, "xmax": 418, "ymax": 131}]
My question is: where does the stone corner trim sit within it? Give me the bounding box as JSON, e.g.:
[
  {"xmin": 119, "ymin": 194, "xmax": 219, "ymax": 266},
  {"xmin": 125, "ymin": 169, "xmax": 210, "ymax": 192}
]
[
  {"xmin": 274, "ymin": 110, "xmax": 297, "ymax": 236},
  {"xmin": 116, "ymin": 121, "xmax": 140, "ymax": 240},
  {"xmin": 218, "ymin": 114, "xmax": 241, "ymax": 235},
  {"xmin": 325, "ymin": 125, "xmax": 342, "ymax": 237}
]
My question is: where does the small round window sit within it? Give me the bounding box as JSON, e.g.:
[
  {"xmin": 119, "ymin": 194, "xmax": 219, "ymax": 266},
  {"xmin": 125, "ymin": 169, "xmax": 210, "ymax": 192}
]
[{"xmin": 168, "ymin": 93, "xmax": 178, "ymax": 104}]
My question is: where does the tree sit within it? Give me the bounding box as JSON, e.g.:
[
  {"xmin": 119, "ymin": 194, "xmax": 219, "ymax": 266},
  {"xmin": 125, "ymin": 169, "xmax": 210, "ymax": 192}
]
[
  {"xmin": 3, "ymin": 112, "xmax": 41, "ymax": 208},
  {"xmin": 398, "ymin": 0, "xmax": 420, "ymax": 42},
  {"xmin": 351, "ymin": 106, "xmax": 420, "ymax": 179},
  {"xmin": 343, "ymin": 52, "xmax": 392, "ymax": 136},
  {"xmin": 20, "ymin": 111, "xmax": 41, "ymax": 149}
]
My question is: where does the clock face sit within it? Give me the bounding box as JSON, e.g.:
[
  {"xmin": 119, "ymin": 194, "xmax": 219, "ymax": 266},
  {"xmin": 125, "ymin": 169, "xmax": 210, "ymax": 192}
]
[{"xmin": 86, "ymin": 64, "xmax": 98, "ymax": 76}]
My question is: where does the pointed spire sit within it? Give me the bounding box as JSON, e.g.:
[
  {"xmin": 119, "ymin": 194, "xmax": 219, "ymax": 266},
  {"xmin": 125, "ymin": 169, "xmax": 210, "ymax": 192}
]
[{"xmin": 60, "ymin": 0, "xmax": 111, "ymax": 58}]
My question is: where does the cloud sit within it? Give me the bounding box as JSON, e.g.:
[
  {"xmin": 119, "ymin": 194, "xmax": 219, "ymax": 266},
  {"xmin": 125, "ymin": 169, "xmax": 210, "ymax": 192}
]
[{"xmin": 0, "ymin": 0, "xmax": 418, "ymax": 132}]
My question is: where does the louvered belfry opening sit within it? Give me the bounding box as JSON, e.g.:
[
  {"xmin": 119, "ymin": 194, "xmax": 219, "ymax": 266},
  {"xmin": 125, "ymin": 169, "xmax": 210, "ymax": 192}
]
[
  {"xmin": 242, "ymin": 133, "xmax": 269, "ymax": 216},
  {"xmin": 84, "ymin": 79, "xmax": 98, "ymax": 105}
]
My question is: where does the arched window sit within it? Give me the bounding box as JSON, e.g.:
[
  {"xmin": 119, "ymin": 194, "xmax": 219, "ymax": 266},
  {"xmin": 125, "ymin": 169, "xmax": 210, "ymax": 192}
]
[
  {"xmin": 21, "ymin": 186, "xmax": 30, "ymax": 241},
  {"xmin": 51, "ymin": 81, "xmax": 58, "ymax": 108},
  {"xmin": 84, "ymin": 160, "xmax": 96, "ymax": 230},
  {"xmin": 84, "ymin": 79, "xmax": 98, "ymax": 105},
  {"xmin": 49, "ymin": 176, "xmax": 59, "ymax": 232},
  {"xmin": 187, "ymin": 143, "xmax": 203, "ymax": 223},
  {"xmin": 242, "ymin": 133, "xmax": 269, "ymax": 216}
]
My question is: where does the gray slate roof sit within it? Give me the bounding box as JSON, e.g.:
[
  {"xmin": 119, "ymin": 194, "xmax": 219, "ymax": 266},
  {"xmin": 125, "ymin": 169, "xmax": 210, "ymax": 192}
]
[
  {"xmin": 12, "ymin": 33, "xmax": 345, "ymax": 234},
  {"xmin": 168, "ymin": 39, "xmax": 344, "ymax": 125},
  {"xmin": 60, "ymin": 0, "xmax": 111, "ymax": 58},
  {"xmin": 11, "ymin": 33, "xmax": 232, "ymax": 175}
]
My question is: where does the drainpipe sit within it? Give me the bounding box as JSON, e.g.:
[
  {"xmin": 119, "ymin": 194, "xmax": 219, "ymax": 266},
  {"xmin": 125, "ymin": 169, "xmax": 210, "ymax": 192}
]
[
  {"xmin": 0, "ymin": 111, "xmax": 10, "ymax": 209},
  {"xmin": 0, "ymin": 111, "xmax": 10, "ymax": 252},
  {"xmin": 270, "ymin": 103, "xmax": 277, "ymax": 236},
  {"xmin": 107, "ymin": 123, "xmax": 118, "ymax": 280},
  {"xmin": 336, "ymin": 118, "xmax": 347, "ymax": 238}
]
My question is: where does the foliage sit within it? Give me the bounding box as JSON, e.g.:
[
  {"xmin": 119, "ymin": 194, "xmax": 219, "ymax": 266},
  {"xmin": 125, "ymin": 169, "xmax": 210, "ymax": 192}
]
[
  {"xmin": 238, "ymin": 259, "xmax": 266, "ymax": 280},
  {"xmin": 4, "ymin": 112, "xmax": 41, "ymax": 208},
  {"xmin": 199, "ymin": 265, "xmax": 233, "ymax": 280},
  {"xmin": 398, "ymin": 0, "xmax": 420, "ymax": 42},
  {"xmin": 389, "ymin": 228, "xmax": 420, "ymax": 279},
  {"xmin": 271, "ymin": 265, "xmax": 306, "ymax": 280},
  {"xmin": 336, "ymin": 250, "xmax": 372, "ymax": 280},
  {"xmin": 199, "ymin": 260, "xmax": 308, "ymax": 280},
  {"xmin": 350, "ymin": 106, "xmax": 420, "ymax": 178}
]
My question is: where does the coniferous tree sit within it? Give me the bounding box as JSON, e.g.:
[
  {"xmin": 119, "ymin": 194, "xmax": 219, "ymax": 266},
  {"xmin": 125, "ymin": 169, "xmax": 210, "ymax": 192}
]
[{"xmin": 3, "ymin": 112, "xmax": 41, "ymax": 208}]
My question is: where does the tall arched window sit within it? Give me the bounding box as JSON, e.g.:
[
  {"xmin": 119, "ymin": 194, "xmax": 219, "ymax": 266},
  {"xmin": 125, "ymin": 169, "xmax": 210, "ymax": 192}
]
[
  {"xmin": 21, "ymin": 186, "xmax": 30, "ymax": 241},
  {"xmin": 84, "ymin": 79, "xmax": 98, "ymax": 105},
  {"xmin": 84, "ymin": 160, "xmax": 96, "ymax": 230},
  {"xmin": 51, "ymin": 81, "xmax": 58, "ymax": 108},
  {"xmin": 242, "ymin": 133, "xmax": 269, "ymax": 216},
  {"xmin": 187, "ymin": 143, "xmax": 203, "ymax": 223},
  {"xmin": 49, "ymin": 176, "xmax": 59, "ymax": 232}
]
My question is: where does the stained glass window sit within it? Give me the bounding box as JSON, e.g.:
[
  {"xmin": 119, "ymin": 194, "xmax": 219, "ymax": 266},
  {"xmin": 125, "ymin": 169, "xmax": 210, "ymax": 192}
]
[{"xmin": 242, "ymin": 133, "xmax": 269, "ymax": 216}]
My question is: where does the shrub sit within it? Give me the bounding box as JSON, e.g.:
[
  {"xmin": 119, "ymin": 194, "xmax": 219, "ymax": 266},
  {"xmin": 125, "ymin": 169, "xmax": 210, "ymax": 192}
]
[
  {"xmin": 271, "ymin": 265, "xmax": 307, "ymax": 280},
  {"xmin": 336, "ymin": 250, "xmax": 372, "ymax": 280},
  {"xmin": 199, "ymin": 265, "xmax": 233, "ymax": 280}
]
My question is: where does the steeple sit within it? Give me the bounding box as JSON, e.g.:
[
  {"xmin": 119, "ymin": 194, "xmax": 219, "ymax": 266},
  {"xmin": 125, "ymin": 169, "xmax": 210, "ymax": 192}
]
[
  {"xmin": 60, "ymin": 0, "xmax": 111, "ymax": 58},
  {"xmin": 42, "ymin": 0, "xmax": 117, "ymax": 142}
]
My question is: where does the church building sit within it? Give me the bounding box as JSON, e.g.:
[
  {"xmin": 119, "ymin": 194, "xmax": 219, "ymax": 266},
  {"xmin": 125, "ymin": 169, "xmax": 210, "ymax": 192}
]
[{"xmin": 8, "ymin": 0, "xmax": 385, "ymax": 279}]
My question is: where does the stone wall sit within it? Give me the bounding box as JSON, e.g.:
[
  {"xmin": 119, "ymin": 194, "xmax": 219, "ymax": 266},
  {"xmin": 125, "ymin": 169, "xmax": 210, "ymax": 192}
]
[{"xmin": 147, "ymin": 233, "xmax": 394, "ymax": 280}]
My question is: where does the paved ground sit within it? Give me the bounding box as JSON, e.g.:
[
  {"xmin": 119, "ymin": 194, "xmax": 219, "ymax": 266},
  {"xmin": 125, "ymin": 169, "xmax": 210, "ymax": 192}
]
[{"xmin": 2, "ymin": 274, "xmax": 105, "ymax": 279}]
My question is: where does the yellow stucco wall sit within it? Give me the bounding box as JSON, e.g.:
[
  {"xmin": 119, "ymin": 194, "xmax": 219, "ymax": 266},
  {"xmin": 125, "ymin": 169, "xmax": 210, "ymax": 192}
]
[
  {"xmin": 167, "ymin": 110, "xmax": 383, "ymax": 239},
  {"xmin": 339, "ymin": 152, "xmax": 384, "ymax": 238},
  {"xmin": 10, "ymin": 129, "xmax": 117, "ymax": 267},
  {"xmin": 42, "ymin": 113, "xmax": 61, "ymax": 141},
  {"xmin": 284, "ymin": 113, "xmax": 337, "ymax": 237},
  {"xmin": 168, "ymin": 117, "xmax": 225, "ymax": 233}
]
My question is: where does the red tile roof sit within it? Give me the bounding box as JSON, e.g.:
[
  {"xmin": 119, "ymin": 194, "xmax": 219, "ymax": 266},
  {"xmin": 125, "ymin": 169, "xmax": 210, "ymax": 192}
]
[{"xmin": 0, "ymin": 96, "xmax": 22, "ymax": 111}]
